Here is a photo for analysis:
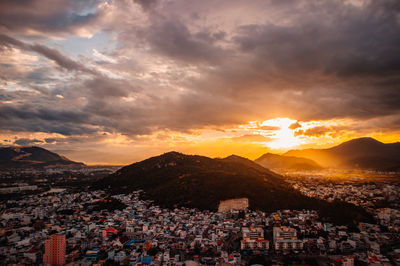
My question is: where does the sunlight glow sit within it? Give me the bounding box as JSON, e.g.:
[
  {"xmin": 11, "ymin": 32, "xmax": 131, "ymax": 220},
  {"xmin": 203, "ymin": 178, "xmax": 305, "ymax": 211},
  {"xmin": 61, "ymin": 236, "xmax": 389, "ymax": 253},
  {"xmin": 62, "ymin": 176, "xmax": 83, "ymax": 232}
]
[{"xmin": 259, "ymin": 118, "xmax": 303, "ymax": 150}]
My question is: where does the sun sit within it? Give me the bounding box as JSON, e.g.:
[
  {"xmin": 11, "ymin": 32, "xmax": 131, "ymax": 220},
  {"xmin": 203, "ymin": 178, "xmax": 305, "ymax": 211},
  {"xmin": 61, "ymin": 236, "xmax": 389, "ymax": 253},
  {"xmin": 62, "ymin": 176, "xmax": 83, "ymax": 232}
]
[{"xmin": 259, "ymin": 118, "xmax": 303, "ymax": 150}]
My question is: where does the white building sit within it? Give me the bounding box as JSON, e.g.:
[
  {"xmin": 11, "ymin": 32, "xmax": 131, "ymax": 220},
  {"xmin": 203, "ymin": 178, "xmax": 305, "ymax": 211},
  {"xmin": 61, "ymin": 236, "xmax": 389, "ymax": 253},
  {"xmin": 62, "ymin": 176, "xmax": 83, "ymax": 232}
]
[
  {"xmin": 273, "ymin": 226, "xmax": 303, "ymax": 251},
  {"xmin": 240, "ymin": 227, "xmax": 269, "ymax": 250}
]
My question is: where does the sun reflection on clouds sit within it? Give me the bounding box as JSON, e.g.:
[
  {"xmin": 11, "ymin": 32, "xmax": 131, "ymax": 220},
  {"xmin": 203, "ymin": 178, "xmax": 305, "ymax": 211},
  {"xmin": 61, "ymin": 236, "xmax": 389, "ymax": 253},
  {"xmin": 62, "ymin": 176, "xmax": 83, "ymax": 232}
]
[
  {"xmin": 169, "ymin": 117, "xmax": 351, "ymax": 158},
  {"xmin": 260, "ymin": 118, "xmax": 303, "ymax": 149},
  {"xmin": 237, "ymin": 118, "xmax": 352, "ymax": 151}
]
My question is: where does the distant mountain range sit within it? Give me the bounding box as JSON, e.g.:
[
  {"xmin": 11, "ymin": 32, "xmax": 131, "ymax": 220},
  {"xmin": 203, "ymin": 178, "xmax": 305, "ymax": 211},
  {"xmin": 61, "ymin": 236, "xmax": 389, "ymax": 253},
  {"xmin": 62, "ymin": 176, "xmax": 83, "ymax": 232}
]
[
  {"xmin": 255, "ymin": 153, "xmax": 322, "ymax": 171},
  {"xmin": 96, "ymin": 151, "xmax": 372, "ymax": 225},
  {"xmin": 284, "ymin": 137, "xmax": 400, "ymax": 170},
  {"xmin": 0, "ymin": 146, "xmax": 85, "ymax": 169}
]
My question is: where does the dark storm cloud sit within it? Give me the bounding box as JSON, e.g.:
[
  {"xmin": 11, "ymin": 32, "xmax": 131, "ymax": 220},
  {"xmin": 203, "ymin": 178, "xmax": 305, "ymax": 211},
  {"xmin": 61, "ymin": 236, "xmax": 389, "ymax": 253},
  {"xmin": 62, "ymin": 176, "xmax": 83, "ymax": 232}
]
[
  {"xmin": 119, "ymin": 0, "xmax": 400, "ymax": 125},
  {"xmin": 0, "ymin": 0, "xmax": 99, "ymax": 34},
  {"xmin": 232, "ymin": 1, "xmax": 400, "ymax": 79},
  {"xmin": 294, "ymin": 84, "xmax": 400, "ymax": 120},
  {"xmin": 141, "ymin": 19, "xmax": 227, "ymax": 65},
  {"xmin": 84, "ymin": 76, "xmax": 134, "ymax": 98},
  {"xmin": 180, "ymin": 0, "xmax": 400, "ymax": 122},
  {"xmin": 1, "ymin": 0, "xmax": 400, "ymax": 142},
  {"xmin": 0, "ymin": 104, "xmax": 96, "ymax": 135}
]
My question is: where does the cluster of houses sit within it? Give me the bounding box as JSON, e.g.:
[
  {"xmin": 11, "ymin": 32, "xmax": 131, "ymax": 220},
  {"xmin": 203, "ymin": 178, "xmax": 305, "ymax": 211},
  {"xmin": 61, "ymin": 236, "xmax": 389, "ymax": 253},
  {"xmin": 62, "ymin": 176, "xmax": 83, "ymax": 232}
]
[
  {"xmin": 0, "ymin": 166, "xmax": 118, "ymax": 193},
  {"xmin": 289, "ymin": 177, "xmax": 400, "ymax": 231},
  {"xmin": 0, "ymin": 189, "xmax": 400, "ymax": 265},
  {"xmin": 0, "ymin": 185, "xmax": 38, "ymax": 194},
  {"xmin": 288, "ymin": 177, "xmax": 399, "ymax": 209}
]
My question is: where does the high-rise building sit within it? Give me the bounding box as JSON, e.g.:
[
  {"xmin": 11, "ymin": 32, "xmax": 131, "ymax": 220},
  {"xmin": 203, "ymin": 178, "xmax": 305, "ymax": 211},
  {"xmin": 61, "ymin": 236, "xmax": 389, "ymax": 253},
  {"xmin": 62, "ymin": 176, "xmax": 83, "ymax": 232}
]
[{"xmin": 43, "ymin": 234, "xmax": 66, "ymax": 266}]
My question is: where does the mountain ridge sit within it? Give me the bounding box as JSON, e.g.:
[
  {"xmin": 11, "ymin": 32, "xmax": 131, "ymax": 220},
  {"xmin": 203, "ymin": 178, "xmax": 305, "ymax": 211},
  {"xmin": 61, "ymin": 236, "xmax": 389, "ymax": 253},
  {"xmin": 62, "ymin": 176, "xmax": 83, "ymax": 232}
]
[
  {"xmin": 0, "ymin": 146, "xmax": 85, "ymax": 168},
  {"xmin": 254, "ymin": 153, "xmax": 322, "ymax": 171},
  {"xmin": 283, "ymin": 137, "xmax": 400, "ymax": 170}
]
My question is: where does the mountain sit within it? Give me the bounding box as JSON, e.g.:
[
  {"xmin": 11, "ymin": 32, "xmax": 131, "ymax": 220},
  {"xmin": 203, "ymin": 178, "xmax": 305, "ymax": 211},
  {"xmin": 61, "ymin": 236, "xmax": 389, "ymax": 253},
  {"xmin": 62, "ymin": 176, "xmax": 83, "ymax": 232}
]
[
  {"xmin": 96, "ymin": 151, "xmax": 372, "ymax": 225},
  {"xmin": 0, "ymin": 146, "xmax": 85, "ymax": 168},
  {"xmin": 284, "ymin": 137, "xmax": 400, "ymax": 170},
  {"xmin": 218, "ymin": 154, "xmax": 281, "ymax": 175},
  {"xmin": 254, "ymin": 153, "xmax": 322, "ymax": 171}
]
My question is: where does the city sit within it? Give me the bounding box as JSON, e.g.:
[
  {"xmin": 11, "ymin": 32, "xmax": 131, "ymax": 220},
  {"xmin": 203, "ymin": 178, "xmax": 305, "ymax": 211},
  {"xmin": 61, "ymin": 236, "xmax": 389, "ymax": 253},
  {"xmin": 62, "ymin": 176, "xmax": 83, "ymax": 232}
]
[{"xmin": 1, "ymin": 169, "xmax": 399, "ymax": 265}]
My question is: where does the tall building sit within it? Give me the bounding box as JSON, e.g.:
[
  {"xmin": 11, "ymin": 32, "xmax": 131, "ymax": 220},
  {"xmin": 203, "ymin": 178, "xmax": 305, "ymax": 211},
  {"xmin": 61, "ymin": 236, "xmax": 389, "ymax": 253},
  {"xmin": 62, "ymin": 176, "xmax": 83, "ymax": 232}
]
[
  {"xmin": 43, "ymin": 234, "xmax": 66, "ymax": 266},
  {"xmin": 273, "ymin": 226, "xmax": 303, "ymax": 251}
]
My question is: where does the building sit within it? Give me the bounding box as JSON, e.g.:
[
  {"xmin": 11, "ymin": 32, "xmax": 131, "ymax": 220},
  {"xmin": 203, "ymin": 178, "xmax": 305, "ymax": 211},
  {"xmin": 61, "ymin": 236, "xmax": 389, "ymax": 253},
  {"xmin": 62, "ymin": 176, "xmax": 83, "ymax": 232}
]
[
  {"xmin": 102, "ymin": 228, "xmax": 118, "ymax": 238},
  {"xmin": 333, "ymin": 256, "xmax": 354, "ymax": 266},
  {"xmin": 43, "ymin": 234, "xmax": 66, "ymax": 266},
  {"xmin": 242, "ymin": 227, "xmax": 264, "ymax": 239},
  {"xmin": 273, "ymin": 227, "xmax": 303, "ymax": 251},
  {"xmin": 241, "ymin": 227, "xmax": 269, "ymax": 250}
]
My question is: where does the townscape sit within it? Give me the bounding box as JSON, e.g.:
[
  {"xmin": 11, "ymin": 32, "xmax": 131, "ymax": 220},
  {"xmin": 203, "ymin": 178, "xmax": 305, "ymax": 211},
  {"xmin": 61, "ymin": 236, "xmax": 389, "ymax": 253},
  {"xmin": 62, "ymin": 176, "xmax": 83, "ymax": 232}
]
[
  {"xmin": 0, "ymin": 167, "xmax": 118, "ymax": 192},
  {"xmin": 287, "ymin": 175, "xmax": 400, "ymax": 210},
  {"xmin": 285, "ymin": 175, "xmax": 400, "ymax": 232},
  {"xmin": 2, "ymin": 0, "xmax": 400, "ymax": 264},
  {"xmin": 1, "ymin": 174, "xmax": 400, "ymax": 265}
]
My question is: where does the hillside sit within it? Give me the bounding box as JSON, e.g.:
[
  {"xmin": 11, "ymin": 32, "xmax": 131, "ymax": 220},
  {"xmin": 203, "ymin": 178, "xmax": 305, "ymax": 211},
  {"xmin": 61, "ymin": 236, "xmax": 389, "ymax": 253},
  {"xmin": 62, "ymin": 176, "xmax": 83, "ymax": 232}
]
[
  {"xmin": 96, "ymin": 151, "xmax": 372, "ymax": 225},
  {"xmin": 218, "ymin": 154, "xmax": 282, "ymax": 175},
  {"xmin": 284, "ymin": 137, "xmax": 400, "ymax": 170},
  {"xmin": 0, "ymin": 146, "xmax": 85, "ymax": 168},
  {"xmin": 255, "ymin": 153, "xmax": 322, "ymax": 171}
]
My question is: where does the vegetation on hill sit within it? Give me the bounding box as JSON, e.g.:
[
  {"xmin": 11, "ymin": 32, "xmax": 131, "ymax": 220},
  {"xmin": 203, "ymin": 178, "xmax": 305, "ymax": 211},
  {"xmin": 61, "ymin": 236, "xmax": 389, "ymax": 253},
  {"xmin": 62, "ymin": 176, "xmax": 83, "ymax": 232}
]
[{"xmin": 96, "ymin": 152, "xmax": 373, "ymax": 226}]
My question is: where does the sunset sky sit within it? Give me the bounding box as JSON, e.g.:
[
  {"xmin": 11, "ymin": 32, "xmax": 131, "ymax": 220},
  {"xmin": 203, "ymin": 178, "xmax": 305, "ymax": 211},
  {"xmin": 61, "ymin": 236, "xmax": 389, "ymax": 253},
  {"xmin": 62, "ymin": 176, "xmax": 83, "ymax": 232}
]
[{"xmin": 1, "ymin": 0, "xmax": 400, "ymax": 164}]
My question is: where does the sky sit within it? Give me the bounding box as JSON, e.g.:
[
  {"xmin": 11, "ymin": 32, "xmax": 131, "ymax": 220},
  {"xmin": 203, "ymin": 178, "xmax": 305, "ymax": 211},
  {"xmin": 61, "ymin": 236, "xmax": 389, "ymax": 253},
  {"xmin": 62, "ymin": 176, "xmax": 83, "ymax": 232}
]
[{"xmin": 0, "ymin": 0, "xmax": 400, "ymax": 164}]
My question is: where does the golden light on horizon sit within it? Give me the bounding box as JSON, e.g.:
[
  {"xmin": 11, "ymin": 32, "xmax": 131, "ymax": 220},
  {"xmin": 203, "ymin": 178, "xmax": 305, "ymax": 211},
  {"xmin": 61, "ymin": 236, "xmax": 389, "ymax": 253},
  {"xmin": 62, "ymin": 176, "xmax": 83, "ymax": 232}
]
[
  {"xmin": 258, "ymin": 118, "xmax": 304, "ymax": 150},
  {"xmin": 2, "ymin": 116, "xmax": 399, "ymax": 165}
]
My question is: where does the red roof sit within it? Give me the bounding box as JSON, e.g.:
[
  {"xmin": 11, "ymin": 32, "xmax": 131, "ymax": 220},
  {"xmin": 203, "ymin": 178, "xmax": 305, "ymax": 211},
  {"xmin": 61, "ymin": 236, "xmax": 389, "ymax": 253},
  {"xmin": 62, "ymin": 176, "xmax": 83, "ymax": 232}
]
[{"xmin": 369, "ymin": 256, "xmax": 379, "ymax": 262}]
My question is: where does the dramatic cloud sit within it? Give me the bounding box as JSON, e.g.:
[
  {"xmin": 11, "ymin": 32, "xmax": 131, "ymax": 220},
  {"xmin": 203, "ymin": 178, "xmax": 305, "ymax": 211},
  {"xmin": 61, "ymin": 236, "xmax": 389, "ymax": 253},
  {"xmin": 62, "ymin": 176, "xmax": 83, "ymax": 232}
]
[
  {"xmin": 289, "ymin": 122, "xmax": 301, "ymax": 130},
  {"xmin": 295, "ymin": 127, "xmax": 331, "ymax": 137},
  {"xmin": 14, "ymin": 138, "xmax": 43, "ymax": 146},
  {"xmin": 0, "ymin": 0, "xmax": 100, "ymax": 35},
  {"xmin": 1, "ymin": 0, "xmax": 399, "ymax": 163},
  {"xmin": 134, "ymin": 0, "xmax": 158, "ymax": 11},
  {"xmin": 143, "ymin": 19, "xmax": 228, "ymax": 65},
  {"xmin": 0, "ymin": 34, "xmax": 94, "ymax": 73}
]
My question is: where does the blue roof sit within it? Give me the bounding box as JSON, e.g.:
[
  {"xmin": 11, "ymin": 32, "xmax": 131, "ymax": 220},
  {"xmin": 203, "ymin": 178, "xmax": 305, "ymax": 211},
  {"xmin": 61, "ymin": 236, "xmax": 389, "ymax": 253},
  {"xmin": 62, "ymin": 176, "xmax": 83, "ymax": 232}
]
[
  {"xmin": 142, "ymin": 256, "xmax": 153, "ymax": 264},
  {"xmin": 125, "ymin": 239, "xmax": 146, "ymax": 246}
]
